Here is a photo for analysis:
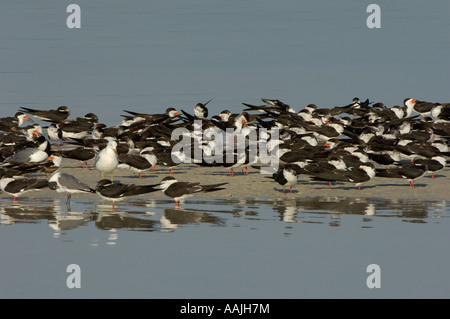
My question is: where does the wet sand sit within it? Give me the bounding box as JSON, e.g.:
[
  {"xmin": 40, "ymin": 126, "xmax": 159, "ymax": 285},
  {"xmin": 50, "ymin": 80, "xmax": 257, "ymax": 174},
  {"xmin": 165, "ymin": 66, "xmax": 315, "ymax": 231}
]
[{"xmin": 1, "ymin": 153, "xmax": 448, "ymax": 204}]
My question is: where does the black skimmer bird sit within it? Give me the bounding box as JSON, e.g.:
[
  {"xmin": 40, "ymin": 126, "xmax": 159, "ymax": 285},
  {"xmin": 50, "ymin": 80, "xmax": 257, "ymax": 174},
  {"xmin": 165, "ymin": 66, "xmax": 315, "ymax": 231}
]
[
  {"xmin": 0, "ymin": 112, "xmax": 32, "ymax": 132},
  {"xmin": 16, "ymin": 151, "xmax": 63, "ymax": 179},
  {"xmin": 343, "ymin": 163, "xmax": 376, "ymax": 190},
  {"xmin": 398, "ymin": 122, "xmax": 434, "ymax": 142},
  {"xmin": 2, "ymin": 127, "xmax": 51, "ymax": 155},
  {"xmin": 208, "ymin": 111, "xmax": 248, "ymax": 132},
  {"xmin": 0, "ymin": 167, "xmax": 24, "ymax": 178},
  {"xmin": 375, "ymin": 162, "xmax": 427, "ymax": 188},
  {"xmin": 59, "ymin": 122, "xmax": 91, "ymax": 140},
  {"xmin": 351, "ymin": 97, "xmax": 371, "ymax": 109},
  {"xmin": 242, "ymin": 98, "xmax": 295, "ymax": 115},
  {"xmin": 405, "ymin": 99, "xmax": 442, "ymax": 119},
  {"xmin": 193, "ymin": 99, "xmax": 211, "ymax": 119},
  {"xmin": 269, "ymin": 163, "xmax": 300, "ymax": 194},
  {"xmin": 159, "ymin": 176, "xmax": 228, "ymax": 206},
  {"xmin": 61, "ymin": 147, "xmax": 97, "ymax": 168},
  {"xmin": 403, "ymin": 98, "xmax": 416, "ymax": 118},
  {"xmin": 95, "ymin": 179, "xmax": 160, "ymax": 211},
  {"xmin": 0, "ymin": 127, "xmax": 47, "ymax": 158},
  {"xmin": 57, "ymin": 113, "xmax": 99, "ymax": 140},
  {"xmin": 120, "ymin": 114, "xmax": 146, "ymax": 128},
  {"xmin": 0, "ymin": 130, "xmax": 29, "ymax": 148},
  {"xmin": 48, "ymin": 172, "xmax": 95, "ymax": 207},
  {"xmin": 71, "ymin": 113, "xmax": 99, "ymax": 128},
  {"xmin": 19, "ymin": 106, "xmax": 70, "ymax": 123},
  {"xmin": 302, "ymin": 118, "xmax": 344, "ymax": 142},
  {"xmin": 218, "ymin": 110, "xmax": 232, "ymax": 122},
  {"xmin": 154, "ymin": 146, "xmax": 186, "ymax": 175},
  {"xmin": 94, "ymin": 140, "xmax": 119, "ymax": 180},
  {"xmin": 261, "ymin": 98, "xmax": 296, "ymax": 113},
  {"xmin": 413, "ymin": 156, "xmax": 446, "ymax": 179},
  {"xmin": 181, "ymin": 99, "xmax": 212, "ymax": 121},
  {"xmin": 30, "ymin": 129, "xmax": 51, "ymax": 154},
  {"xmin": 309, "ymin": 163, "xmax": 376, "ymax": 190},
  {"xmin": 367, "ymin": 150, "xmax": 402, "ymax": 167},
  {"xmin": 431, "ymin": 140, "xmax": 449, "ymax": 154},
  {"xmin": 46, "ymin": 124, "xmax": 63, "ymax": 146},
  {"xmin": 400, "ymin": 140, "xmax": 445, "ymax": 159},
  {"xmin": 88, "ymin": 123, "xmax": 123, "ymax": 141},
  {"xmin": 197, "ymin": 143, "xmax": 254, "ymax": 177},
  {"xmin": 36, "ymin": 152, "xmax": 62, "ymax": 178},
  {"xmin": 0, "ymin": 176, "xmax": 48, "ymax": 201},
  {"xmin": 431, "ymin": 119, "xmax": 450, "ymax": 139},
  {"xmin": 68, "ymin": 135, "xmax": 108, "ymax": 149},
  {"xmin": 122, "ymin": 107, "xmax": 180, "ymax": 124},
  {"xmin": 118, "ymin": 147, "xmax": 157, "ymax": 179},
  {"xmin": 434, "ymin": 104, "xmax": 450, "ymax": 121},
  {"xmin": 91, "ymin": 124, "xmax": 105, "ymax": 140}
]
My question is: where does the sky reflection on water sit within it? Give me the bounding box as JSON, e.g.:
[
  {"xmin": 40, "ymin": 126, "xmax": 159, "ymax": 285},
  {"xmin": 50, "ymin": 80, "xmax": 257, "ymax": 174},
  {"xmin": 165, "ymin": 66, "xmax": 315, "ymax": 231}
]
[
  {"xmin": 2, "ymin": 195, "xmax": 450, "ymax": 299},
  {"xmin": 1, "ymin": 196, "xmax": 448, "ymax": 235}
]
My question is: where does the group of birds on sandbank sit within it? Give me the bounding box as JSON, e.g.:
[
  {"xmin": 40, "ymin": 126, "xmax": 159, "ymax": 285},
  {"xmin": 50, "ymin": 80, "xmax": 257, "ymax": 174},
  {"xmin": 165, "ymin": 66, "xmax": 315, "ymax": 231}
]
[{"xmin": 0, "ymin": 96, "xmax": 449, "ymax": 209}]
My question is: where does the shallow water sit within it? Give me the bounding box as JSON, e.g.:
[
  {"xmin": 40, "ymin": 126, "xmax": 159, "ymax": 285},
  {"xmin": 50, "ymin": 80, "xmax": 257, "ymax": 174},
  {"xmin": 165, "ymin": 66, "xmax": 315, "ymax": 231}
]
[
  {"xmin": 1, "ymin": 195, "xmax": 449, "ymax": 298},
  {"xmin": 1, "ymin": 0, "xmax": 450, "ymax": 300}
]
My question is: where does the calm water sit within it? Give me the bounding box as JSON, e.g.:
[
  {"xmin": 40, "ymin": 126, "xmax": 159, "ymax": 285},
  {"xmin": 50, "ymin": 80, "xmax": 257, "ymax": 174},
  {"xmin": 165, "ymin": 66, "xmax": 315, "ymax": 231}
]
[
  {"xmin": 1, "ymin": 195, "xmax": 450, "ymax": 298},
  {"xmin": 1, "ymin": 1, "xmax": 450, "ymax": 299}
]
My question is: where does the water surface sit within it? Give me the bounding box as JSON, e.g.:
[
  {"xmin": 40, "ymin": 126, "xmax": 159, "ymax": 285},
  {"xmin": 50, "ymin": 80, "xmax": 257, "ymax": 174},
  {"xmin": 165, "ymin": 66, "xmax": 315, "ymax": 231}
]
[{"xmin": 1, "ymin": 195, "xmax": 449, "ymax": 298}]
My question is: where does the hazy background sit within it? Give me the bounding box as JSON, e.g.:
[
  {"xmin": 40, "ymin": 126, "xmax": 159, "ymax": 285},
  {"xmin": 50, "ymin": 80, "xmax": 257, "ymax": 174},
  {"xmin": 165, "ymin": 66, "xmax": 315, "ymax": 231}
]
[{"xmin": 1, "ymin": 1, "xmax": 449, "ymax": 126}]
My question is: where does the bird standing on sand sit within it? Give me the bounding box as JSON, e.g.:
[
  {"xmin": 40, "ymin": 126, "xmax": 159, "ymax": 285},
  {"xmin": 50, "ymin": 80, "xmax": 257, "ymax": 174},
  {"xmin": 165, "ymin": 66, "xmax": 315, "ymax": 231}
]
[
  {"xmin": 95, "ymin": 140, "xmax": 119, "ymax": 180},
  {"xmin": 117, "ymin": 147, "xmax": 157, "ymax": 179},
  {"xmin": 159, "ymin": 176, "xmax": 228, "ymax": 206},
  {"xmin": 95, "ymin": 179, "xmax": 161, "ymax": 211},
  {"xmin": 48, "ymin": 172, "xmax": 95, "ymax": 208},
  {"xmin": 270, "ymin": 164, "xmax": 300, "ymax": 194},
  {"xmin": 0, "ymin": 176, "xmax": 48, "ymax": 201}
]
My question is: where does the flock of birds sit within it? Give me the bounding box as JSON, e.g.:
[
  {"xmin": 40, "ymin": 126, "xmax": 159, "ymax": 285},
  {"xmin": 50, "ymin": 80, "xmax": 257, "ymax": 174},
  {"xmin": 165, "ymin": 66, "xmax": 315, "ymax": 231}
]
[{"xmin": 0, "ymin": 96, "xmax": 449, "ymax": 210}]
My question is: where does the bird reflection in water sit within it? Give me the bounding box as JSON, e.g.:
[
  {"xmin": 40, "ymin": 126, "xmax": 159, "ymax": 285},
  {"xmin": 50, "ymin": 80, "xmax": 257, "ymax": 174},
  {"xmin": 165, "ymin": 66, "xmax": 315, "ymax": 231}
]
[
  {"xmin": 160, "ymin": 207, "xmax": 226, "ymax": 232},
  {"xmin": 0, "ymin": 200, "xmax": 56, "ymax": 225},
  {"xmin": 0, "ymin": 196, "xmax": 445, "ymax": 237},
  {"xmin": 272, "ymin": 196, "xmax": 431, "ymax": 226},
  {"xmin": 94, "ymin": 209, "xmax": 157, "ymax": 232}
]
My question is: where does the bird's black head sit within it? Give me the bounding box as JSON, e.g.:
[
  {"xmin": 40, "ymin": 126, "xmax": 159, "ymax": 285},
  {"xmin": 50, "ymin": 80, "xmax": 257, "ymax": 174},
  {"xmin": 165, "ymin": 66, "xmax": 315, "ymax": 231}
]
[
  {"xmin": 96, "ymin": 179, "xmax": 113, "ymax": 191},
  {"xmin": 48, "ymin": 181, "xmax": 58, "ymax": 190},
  {"xmin": 57, "ymin": 106, "xmax": 70, "ymax": 113},
  {"xmin": 161, "ymin": 176, "xmax": 177, "ymax": 182}
]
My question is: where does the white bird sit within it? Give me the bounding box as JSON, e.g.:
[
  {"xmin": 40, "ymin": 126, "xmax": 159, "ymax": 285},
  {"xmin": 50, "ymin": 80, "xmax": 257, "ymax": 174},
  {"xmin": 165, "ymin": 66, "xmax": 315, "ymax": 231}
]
[{"xmin": 94, "ymin": 140, "xmax": 119, "ymax": 180}]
